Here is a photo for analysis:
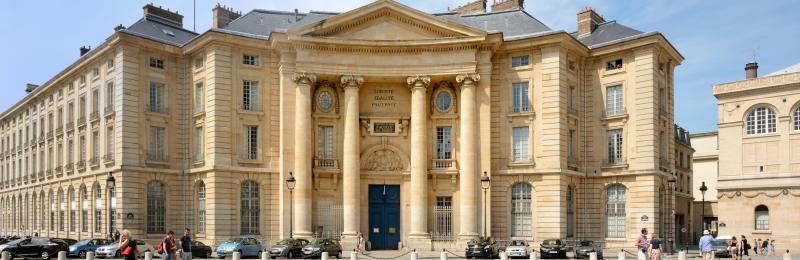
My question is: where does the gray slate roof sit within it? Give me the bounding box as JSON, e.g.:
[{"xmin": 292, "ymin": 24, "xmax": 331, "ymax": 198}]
[
  {"xmin": 122, "ymin": 15, "xmax": 199, "ymax": 46},
  {"xmin": 765, "ymin": 63, "xmax": 800, "ymax": 77},
  {"xmin": 570, "ymin": 21, "xmax": 644, "ymax": 48}
]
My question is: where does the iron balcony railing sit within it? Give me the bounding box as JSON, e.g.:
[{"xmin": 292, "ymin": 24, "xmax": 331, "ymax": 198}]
[
  {"xmin": 65, "ymin": 122, "xmax": 75, "ymax": 132},
  {"xmin": 104, "ymin": 105, "xmax": 115, "ymax": 116},
  {"xmin": 509, "ymin": 104, "xmax": 532, "ymax": 114},
  {"xmin": 76, "ymin": 160, "xmax": 86, "ymax": 171},
  {"xmin": 431, "ymin": 159, "xmax": 456, "ymax": 170},
  {"xmin": 77, "ymin": 117, "xmax": 87, "ymax": 127},
  {"xmin": 604, "ymin": 107, "xmax": 627, "ymax": 118},
  {"xmin": 89, "ymin": 111, "xmax": 100, "ymax": 122},
  {"xmin": 64, "ymin": 162, "xmax": 74, "ymax": 173},
  {"xmin": 604, "ymin": 157, "xmax": 627, "ymax": 167},
  {"xmin": 89, "ymin": 156, "xmax": 100, "ymax": 167},
  {"xmin": 147, "ymin": 152, "xmax": 168, "ymax": 162},
  {"xmin": 146, "ymin": 104, "xmax": 168, "ymax": 114},
  {"xmin": 103, "ymin": 153, "xmax": 114, "ymax": 164}
]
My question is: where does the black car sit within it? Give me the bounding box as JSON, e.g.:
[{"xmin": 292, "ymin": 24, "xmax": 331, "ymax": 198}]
[
  {"xmin": 539, "ymin": 239, "xmax": 567, "ymax": 259},
  {"xmin": 190, "ymin": 240, "xmax": 213, "ymax": 259},
  {"xmin": 269, "ymin": 238, "xmax": 309, "ymax": 259},
  {"xmin": 0, "ymin": 237, "xmax": 69, "ymax": 259},
  {"xmin": 465, "ymin": 237, "xmax": 500, "ymax": 259},
  {"xmin": 301, "ymin": 238, "xmax": 342, "ymax": 259}
]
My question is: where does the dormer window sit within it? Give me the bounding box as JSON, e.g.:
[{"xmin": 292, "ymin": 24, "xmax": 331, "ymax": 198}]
[
  {"xmin": 511, "ymin": 55, "xmax": 529, "ymax": 68},
  {"xmin": 243, "ymin": 55, "xmax": 259, "ymax": 66},
  {"xmin": 149, "ymin": 57, "xmax": 165, "ymax": 69},
  {"xmin": 606, "ymin": 59, "xmax": 623, "ymax": 70}
]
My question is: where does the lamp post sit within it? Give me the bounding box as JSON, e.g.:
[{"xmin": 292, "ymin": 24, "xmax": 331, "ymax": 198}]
[
  {"xmin": 105, "ymin": 172, "xmax": 115, "ymax": 241},
  {"xmin": 286, "ymin": 172, "xmax": 296, "ymax": 238},
  {"xmin": 699, "ymin": 181, "xmax": 707, "ymax": 239},
  {"xmin": 668, "ymin": 173, "xmax": 677, "ymax": 254},
  {"xmin": 480, "ymin": 171, "xmax": 490, "ymax": 238}
]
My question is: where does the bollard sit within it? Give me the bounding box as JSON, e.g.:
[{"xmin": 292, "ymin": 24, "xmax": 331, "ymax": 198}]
[
  {"xmin": 590, "ymin": 252, "xmax": 598, "ymax": 260},
  {"xmin": 530, "ymin": 250, "xmax": 537, "ymax": 260},
  {"xmin": 710, "ymin": 250, "xmax": 715, "ymax": 260},
  {"xmin": 86, "ymin": 251, "xmax": 95, "ymax": 260},
  {"xmin": 440, "ymin": 249, "xmax": 448, "ymax": 260},
  {"xmin": 232, "ymin": 252, "xmax": 242, "ymax": 260},
  {"xmin": 351, "ymin": 249, "xmax": 358, "ymax": 260},
  {"xmin": 618, "ymin": 249, "xmax": 626, "ymax": 260},
  {"xmin": 322, "ymin": 252, "xmax": 329, "ymax": 260},
  {"xmin": 58, "ymin": 251, "xmax": 67, "ymax": 260},
  {"xmin": 262, "ymin": 251, "xmax": 269, "ymax": 260},
  {"xmin": 2, "ymin": 251, "xmax": 9, "ymax": 260},
  {"xmin": 145, "ymin": 251, "xmax": 153, "ymax": 260},
  {"xmin": 784, "ymin": 250, "xmax": 791, "ymax": 260},
  {"xmin": 500, "ymin": 251, "xmax": 508, "ymax": 260},
  {"xmin": 678, "ymin": 250, "xmax": 686, "ymax": 260},
  {"xmin": 410, "ymin": 250, "xmax": 419, "ymax": 260}
]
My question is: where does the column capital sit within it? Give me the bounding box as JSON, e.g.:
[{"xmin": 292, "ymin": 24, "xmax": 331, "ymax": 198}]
[
  {"xmin": 340, "ymin": 75, "xmax": 364, "ymax": 89},
  {"xmin": 406, "ymin": 75, "xmax": 431, "ymax": 89},
  {"xmin": 456, "ymin": 73, "xmax": 481, "ymax": 85},
  {"xmin": 292, "ymin": 72, "xmax": 317, "ymax": 85}
]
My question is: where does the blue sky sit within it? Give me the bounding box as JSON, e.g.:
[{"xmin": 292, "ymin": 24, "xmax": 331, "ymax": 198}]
[{"xmin": 1, "ymin": 0, "xmax": 798, "ymax": 133}]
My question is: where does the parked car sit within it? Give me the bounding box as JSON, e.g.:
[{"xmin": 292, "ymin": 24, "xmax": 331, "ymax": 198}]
[
  {"xmin": 69, "ymin": 238, "xmax": 111, "ymax": 258},
  {"xmin": 539, "ymin": 239, "xmax": 567, "ymax": 259},
  {"xmin": 712, "ymin": 236, "xmax": 732, "ymax": 258},
  {"xmin": 56, "ymin": 238, "xmax": 79, "ymax": 246},
  {"xmin": 505, "ymin": 240, "xmax": 530, "ymax": 259},
  {"xmin": 0, "ymin": 237, "xmax": 69, "ymax": 259},
  {"xmin": 301, "ymin": 238, "xmax": 342, "ymax": 259},
  {"xmin": 574, "ymin": 240, "xmax": 603, "ymax": 259},
  {"xmin": 190, "ymin": 240, "xmax": 213, "ymax": 259},
  {"xmin": 95, "ymin": 239, "xmax": 155, "ymax": 258},
  {"xmin": 465, "ymin": 237, "xmax": 500, "ymax": 259},
  {"xmin": 268, "ymin": 238, "xmax": 309, "ymax": 259},
  {"xmin": 216, "ymin": 236, "xmax": 263, "ymax": 259}
]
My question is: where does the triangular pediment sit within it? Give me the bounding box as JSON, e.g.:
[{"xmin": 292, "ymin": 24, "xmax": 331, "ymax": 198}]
[{"xmin": 288, "ymin": 0, "xmax": 486, "ymax": 41}]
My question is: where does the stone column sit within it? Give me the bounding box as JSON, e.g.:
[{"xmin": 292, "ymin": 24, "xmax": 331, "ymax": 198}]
[
  {"xmin": 457, "ymin": 73, "xmax": 481, "ymax": 239},
  {"xmin": 292, "ymin": 72, "xmax": 316, "ymax": 238},
  {"xmin": 407, "ymin": 75, "xmax": 432, "ymax": 249},
  {"xmin": 340, "ymin": 75, "xmax": 364, "ymax": 242}
]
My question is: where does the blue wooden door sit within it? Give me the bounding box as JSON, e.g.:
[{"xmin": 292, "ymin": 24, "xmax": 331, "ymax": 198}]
[{"xmin": 368, "ymin": 185, "xmax": 401, "ymax": 250}]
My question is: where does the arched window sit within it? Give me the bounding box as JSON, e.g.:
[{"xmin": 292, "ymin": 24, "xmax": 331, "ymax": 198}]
[
  {"xmin": 510, "ymin": 183, "xmax": 532, "ymax": 237},
  {"xmin": 566, "ymin": 186, "xmax": 575, "ymax": 238},
  {"xmin": 240, "ymin": 180, "xmax": 260, "ymax": 235},
  {"xmin": 755, "ymin": 205, "xmax": 769, "ymax": 230},
  {"xmin": 32, "ymin": 193, "xmax": 37, "ymax": 231},
  {"xmin": 794, "ymin": 106, "xmax": 800, "ymax": 131},
  {"xmin": 606, "ymin": 184, "xmax": 627, "ymax": 238},
  {"xmin": 69, "ymin": 188, "xmax": 76, "ymax": 232},
  {"xmin": 746, "ymin": 107, "xmax": 776, "ymax": 135},
  {"xmin": 49, "ymin": 191, "xmax": 55, "ymax": 231},
  {"xmin": 81, "ymin": 187, "xmax": 88, "ymax": 232},
  {"xmin": 59, "ymin": 189, "xmax": 65, "ymax": 231},
  {"xmin": 147, "ymin": 181, "xmax": 166, "ymax": 234},
  {"xmin": 94, "ymin": 185, "xmax": 102, "ymax": 233},
  {"xmin": 197, "ymin": 181, "xmax": 206, "ymax": 234}
]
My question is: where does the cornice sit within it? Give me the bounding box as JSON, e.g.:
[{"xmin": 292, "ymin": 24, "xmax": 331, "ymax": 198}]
[
  {"xmin": 713, "ymin": 72, "xmax": 800, "ymax": 97},
  {"xmin": 292, "ymin": 40, "xmax": 483, "ymax": 54}
]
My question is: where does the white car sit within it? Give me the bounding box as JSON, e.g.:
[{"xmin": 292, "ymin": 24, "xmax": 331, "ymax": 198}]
[
  {"xmin": 95, "ymin": 240, "xmax": 156, "ymax": 258},
  {"xmin": 506, "ymin": 240, "xmax": 530, "ymax": 258}
]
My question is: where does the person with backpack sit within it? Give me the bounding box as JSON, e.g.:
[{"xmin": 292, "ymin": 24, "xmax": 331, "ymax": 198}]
[
  {"xmin": 119, "ymin": 230, "xmax": 139, "ymax": 260},
  {"xmin": 159, "ymin": 230, "xmax": 177, "ymax": 260}
]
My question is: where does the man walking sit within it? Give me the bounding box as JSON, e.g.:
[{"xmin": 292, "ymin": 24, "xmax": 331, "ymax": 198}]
[
  {"xmin": 179, "ymin": 229, "xmax": 192, "ymax": 260},
  {"xmin": 636, "ymin": 228, "xmax": 649, "ymax": 260},
  {"xmin": 699, "ymin": 230, "xmax": 714, "ymax": 260}
]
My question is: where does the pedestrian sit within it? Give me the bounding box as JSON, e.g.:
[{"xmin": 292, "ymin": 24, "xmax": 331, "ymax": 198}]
[
  {"xmin": 635, "ymin": 228, "xmax": 649, "ymax": 260},
  {"xmin": 755, "ymin": 239, "xmax": 761, "ymax": 255},
  {"xmin": 648, "ymin": 233, "xmax": 662, "ymax": 260},
  {"xmin": 355, "ymin": 232, "xmax": 366, "ymax": 253},
  {"xmin": 768, "ymin": 240, "xmax": 776, "ymax": 256},
  {"xmin": 729, "ymin": 236, "xmax": 738, "ymax": 260},
  {"xmin": 119, "ymin": 230, "xmax": 139, "ymax": 260},
  {"xmin": 740, "ymin": 235, "xmax": 749, "ymax": 256},
  {"xmin": 699, "ymin": 230, "xmax": 714, "ymax": 260},
  {"xmin": 179, "ymin": 229, "xmax": 192, "ymax": 260},
  {"xmin": 762, "ymin": 238, "xmax": 769, "ymax": 256},
  {"xmin": 160, "ymin": 230, "xmax": 177, "ymax": 260}
]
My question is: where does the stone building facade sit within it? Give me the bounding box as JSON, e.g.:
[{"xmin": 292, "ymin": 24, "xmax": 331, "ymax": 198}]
[
  {"xmin": 713, "ymin": 62, "xmax": 800, "ymax": 251},
  {"xmin": 672, "ymin": 127, "xmax": 694, "ymax": 246},
  {"xmin": 690, "ymin": 131, "xmax": 719, "ymax": 239},
  {"xmin": 0, "ymin": 0, "xmax": 683, "ymax": 251}
]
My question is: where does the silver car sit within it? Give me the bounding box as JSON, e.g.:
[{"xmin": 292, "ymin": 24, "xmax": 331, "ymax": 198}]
[
  {"xmin": 574, "ymin": 240, "xmax": 603, "ymax": 259},
  {"xmin": 505, "ymin": 240, "xmax": 530, "ymax": 258}
]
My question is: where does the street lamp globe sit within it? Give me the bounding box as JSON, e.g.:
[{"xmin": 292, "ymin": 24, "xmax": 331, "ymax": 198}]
[
  {"xmin": 480, "ymin": 171, "xmax": 490, "ymax": 189},
  {"xmin": 286, "ymin": 172, "xmax": 296, "ymax": 190},
  {"xmin": 699, "ymin": 181, "xmax": 707, "ymax": 194},
  {"xmin": 106, "ymin": 172, "xmax": 115, "ymax": 190}
]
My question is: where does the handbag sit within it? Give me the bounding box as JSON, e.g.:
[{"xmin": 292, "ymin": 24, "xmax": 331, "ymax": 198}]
[{"xmin": 121, "ymin": 241, "xmax": 134, "ymax": 256}]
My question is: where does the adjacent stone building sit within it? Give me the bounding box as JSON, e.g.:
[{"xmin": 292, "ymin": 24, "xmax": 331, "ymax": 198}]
[
  {"xmin": 713, "ymin": 62, "xmax": 800, "ymax": 250},
  {"xmin": 690, "ymin": 131, "xmax": 719, "ymax": 239},
  {"xmin": 673, "ymin": 126, "xmax": 694, "ymax": 246},
  {"xmin": 0, "ymin": 0, "xmax": 684, "ymax": 251}
]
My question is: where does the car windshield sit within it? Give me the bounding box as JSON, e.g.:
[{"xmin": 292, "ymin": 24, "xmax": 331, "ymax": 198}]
[
  {"xmin": 542, "ymin": 240, "xmax": 561, "ymax": 246},
  {"xmin": 309, "ymin": 239, "xmax": 327, "ymax": 245},
  {"xmin": 713, "ymin": 240, "xmax": 728, "ymax": 246},
  {"xmin": 580, "ymin": 241, "xmax": 594, "ymax": 247},
  {"xmin": 277, "ymin": 239, "xmax": 294, "ymax": 245},
  {"xmin": 510, "ymin": 241, "xmax": 527, "ymax": 246},
  {"xmin": 225, "ymin": 238, "xmax": 245, "ymax": 244},
  {"xmin": 7, "ymin": 238, "xmax": 27, "ymax": 245},
  {"xmin": 468, "ymin": 237, "xmax": 492, "ymax": 246},
  {"xmin": 75, "ymin": 240, "xmax": 92, "ymax": 246}
]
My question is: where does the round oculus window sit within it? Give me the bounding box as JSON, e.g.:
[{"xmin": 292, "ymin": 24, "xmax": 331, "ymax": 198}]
[
  {"xmin": 435, "ymin": 91, "xmax": 452, "ymax": 112},
  {"xmin": 318, "ymin": 91, "xmax": 333, "ymax": 112}
]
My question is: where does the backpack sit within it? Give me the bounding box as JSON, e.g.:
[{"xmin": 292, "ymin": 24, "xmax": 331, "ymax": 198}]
[{"xmin": 157, "ymin": 242, "xmax": 164, "ymax": 254}]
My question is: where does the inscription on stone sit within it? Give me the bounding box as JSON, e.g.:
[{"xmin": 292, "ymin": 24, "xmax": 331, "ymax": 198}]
[
  {"xmin": 374, "ymin": 123, "xmax": 396, "ymax": 134},
  {"xmin": 371, "ymin": 88, "xmax": 397, "ymax": 110}
]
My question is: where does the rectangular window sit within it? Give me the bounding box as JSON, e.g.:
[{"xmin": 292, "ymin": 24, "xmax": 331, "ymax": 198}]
[
  {"xmin": 433, "ymin": 196, "xmax": 453, "ymax": 240},
  {"xmin": 606, "ymin": 59, "xmax": 623, "ymax": 70},
  {"xmin": 194, "ymin": 56, "xmax": 204, "ymax": 70},
  {"xmin": 92, "ymin": 89, "xmax": 100, "ymax": 114},
  {"xmin": 194, "ymin": 126, "xmax": 204, "ymax": 162},
  {"xmin": 197, "ymin": 185, "xmax": 206, "ymax": 233},
  {"xmin": 607, "ymin": 129, "xmax": 624, "ymax": 165},
  {"xmin": 511, "ymin": 82, "xmax": 530, "ymax": 113},
  {"xmin": 435, "ymin": 127, "xmax": 452, "ymax": 160},
  {"xmin": 316, "ymin": 126, "xmax": 334, "ymax": 159},
  {"xmin": 80, "ymin": 75, "xmax": 87, "ymax": 87},
  {"xmin": 67, "ymin": 140, "xmax": 74, "ymax": 164},
  {"xmin": 568, "ymin": 130, "xmax": 575, "ymax": 160},
  {"xmin": 92, "ymin": 131, "xmax": 99, "ymax": 159},
  {"xmin": 149, "ymin": 57, "xmax": 164, "ymax": 69},
  {"xmin": 511, "ymin": 55, "xmax": 529, "ymax": 68},
  {"xmin": 106, "ymin": 59, "xmax": 114, "ymax": 70},
  {"xmin": 512, "ymin": 127, "xmax": 529, "ymax": 162},
  {"xmin": 242, "ymin": 80, "xmax": 259, "ymax": 111},
  {"xmin": 606, "ymin": 85, "xmax": 623, "ymax": 116},
  {"xmin": 244, "ymin": 126, "xmax": 258, "ymax": 160},
  {"xmin": 194, "ymin": 82, "xmax": 204, "ymax": 113},
  {"xmin": 149, "ymin": 82, "xmax": 165, "ymax": 113},
  {"xmin": 242, "ymin": 54, "xmax": 259, "ymax": 66},
  {"xmin": 569, "ymin": 86, "xmax": 576, "ymax": 111},
  {"xmin": 81, "ymin": 192, "xmax": 88, "ymax": 232},
  {"xmin": 106, "ymin": 127, "xmax": 114, "ymax": 160},
  {"xmin": 106, "ymin": 82, "xmax": 114, "ymax": 112},
  {"xmin": 94, "ymin": 187, "xmax": 102, "ymax": 233},
  {"xmin": 92, "ymin": 68, "xmax": 100, "ymax": 80},
  {"xmin": 149, "ymin": 127, "xmax": 166, "ymax": 161}
]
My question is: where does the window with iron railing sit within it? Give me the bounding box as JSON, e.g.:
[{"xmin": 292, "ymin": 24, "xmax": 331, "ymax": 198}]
[
  {"xmin": 606, "ymin": 129, "xmax": 624, "ymax": 165},
  {"xmin": 315, "ymin": 125, "xmax": 334, "ymax": 168},
  {"xmin": 244, "ymin": 126, "xmax": 258, "ymax": 160},
  {"xmin": 148, "ymin": 82, "xmax": 166, "ymax": 114},
  {"xmin": 511, "ymin": 82, "xmax": 530, "ymax": 113},
  {"xmin": 606, "ymin": 184, "xmax": 627, "ymax": 238},
  {"xmin": 605, "ymin": 85, "xmax": 624, "ymax": 117},
  {"xmin": 511, "ymin": 183, "xmax": 532, "ymax": 237},
  {"xmin": 148, "ymin": 126, "xmax": 166, "ymax": 161},
  {"xmin": 242, "ymin": 80, "xmax": 259, "ymax": 111},
  {"xmin": 433, "ymin": 197, "xmax": 453, "ymax": 241},
  {"xmin": 512, "ymin": 127, "xmax": 529, "ymax": 162}
]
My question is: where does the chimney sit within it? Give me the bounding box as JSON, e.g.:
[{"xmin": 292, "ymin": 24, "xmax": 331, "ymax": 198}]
[
  {"xmin": 212, "ymin": 3, "xmax": 242, "ymax": 28},
  {"xmin": 143, "ymin": 4, "xmax": 184, "ymax": 27},
  {"xmin": 491, "ymin": 0, "xmax": 524, "ymax": 12},
  {"xmin": 449, "ymin": 0, "xmax": 486, "ymax": 15},
  {"xmin": 114, "ymin": 24, "xmax": 126, "ymax": 31},
  {"xmin": 745, "ymin": 61, "xmax": 759, "ymax": 79},
  {"xmin": 80, "ymin": 46, "xmax": 91, "ymax": 56},
  {"xmin": 577, "ymin": 6, "xmax": 605, "ymax": 36},
  {"xmin": 25, "ymin": 84, "xmax": 39, "ymax": 94}
]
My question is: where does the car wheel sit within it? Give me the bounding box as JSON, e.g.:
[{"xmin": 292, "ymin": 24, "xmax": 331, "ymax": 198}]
[
  {"xmin": 205, "ymin": 251, "xmax": 212, "ymax": 259},
  {"xmin": 41, "ymin": 251, "xmax": 50, "ymax": 260},
  {"xmin": 79, "ymin": 251, "xmax": 87, "ymax": 258},
  {"xmin": 287, "ymin": 251, "xmax": 294, "ymax": 259}
]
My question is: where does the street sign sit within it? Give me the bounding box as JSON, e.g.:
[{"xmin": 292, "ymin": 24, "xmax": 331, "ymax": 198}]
[{"xmin": 641, "ymin": 215, "xmax": 649, "ymax": 222}]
